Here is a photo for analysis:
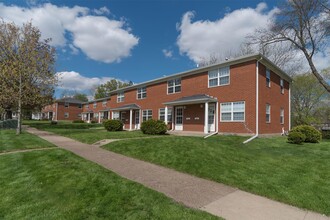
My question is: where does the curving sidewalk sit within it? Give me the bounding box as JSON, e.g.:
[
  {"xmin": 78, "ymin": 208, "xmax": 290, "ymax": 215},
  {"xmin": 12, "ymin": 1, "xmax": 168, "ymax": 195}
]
[{"xmin": 26, "ymin": 127, "xmax": 329, "ymax": 220}]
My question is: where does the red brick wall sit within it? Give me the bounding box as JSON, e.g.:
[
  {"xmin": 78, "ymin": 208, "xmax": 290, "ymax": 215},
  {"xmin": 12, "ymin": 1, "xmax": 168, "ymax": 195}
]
[
  {"xmin": 182, "ymin": 104, "xmax": 205, "ymax": 132},
  {"xmin": 258, "ymin": 63, "xmax": 290, "ymax": 134},
  {"xmin": 42, "ymin": 102, "xmax": 83, "ymax": 121}
]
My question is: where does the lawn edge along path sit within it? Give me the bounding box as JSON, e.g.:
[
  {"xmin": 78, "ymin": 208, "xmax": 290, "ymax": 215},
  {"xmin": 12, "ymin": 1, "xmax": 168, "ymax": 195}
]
[{"xmin": 26, "ymin": 127, "xmax": 330, "ymax": 220}]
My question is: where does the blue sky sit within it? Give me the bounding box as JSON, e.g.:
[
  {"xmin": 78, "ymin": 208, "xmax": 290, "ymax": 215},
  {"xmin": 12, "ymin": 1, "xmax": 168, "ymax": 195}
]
[{"xmin": 1, "ymin": 0, "xmax": 328, "ymax": 98}]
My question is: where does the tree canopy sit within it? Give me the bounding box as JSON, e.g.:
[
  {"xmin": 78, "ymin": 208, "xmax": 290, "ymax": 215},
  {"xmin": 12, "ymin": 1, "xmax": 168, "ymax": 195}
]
[
  {"xmin": 94, "ymin": 79, "xmax": 133, "ymax": 99},
  {"xmin": 0, "ymin": 20, "xmax": 57, "ymax": 133}
]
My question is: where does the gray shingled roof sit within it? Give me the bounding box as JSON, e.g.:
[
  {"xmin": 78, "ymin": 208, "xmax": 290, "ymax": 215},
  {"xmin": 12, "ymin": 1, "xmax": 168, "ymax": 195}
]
[
  {"xmin": 56, "ymin": 97, "xmax": 83, "ymax": 104},
  {"xmin": 111, "ymin": 104, "xmax": 141, "ymax": 111},
  {"xmin": 163, "ymin": 94, "xmax": 217, "ymax": 106}
]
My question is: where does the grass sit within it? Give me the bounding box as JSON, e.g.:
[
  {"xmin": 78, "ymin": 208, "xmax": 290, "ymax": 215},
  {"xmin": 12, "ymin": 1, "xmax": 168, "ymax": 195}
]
[
  {"xmin": 102, "ymin": 135, "xmax": 330, "ymax": 216},
  {"xmin": 0, "ymin": 149, "xmax": 219, "ymax": 219},
  {"xmin": 0, "ymin": 130, "xmax": 55, "ymax": 153},
  {"xmin": 24, "ymin": 120, "xmax": 156, "ymax": 144}
]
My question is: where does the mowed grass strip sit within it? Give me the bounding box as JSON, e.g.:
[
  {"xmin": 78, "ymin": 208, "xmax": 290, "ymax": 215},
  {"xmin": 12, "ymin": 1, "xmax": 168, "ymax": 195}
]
[
  {"xmin": 0, "ymin": 149, "xmax": 219, "ymax": 220},
  {"xmin": 102, "ymin": 135, "xmax": 330, "ymax": 216},
  {"xmin": 0, "ymin": 130, "xmax": 55, "ymax": 153}
]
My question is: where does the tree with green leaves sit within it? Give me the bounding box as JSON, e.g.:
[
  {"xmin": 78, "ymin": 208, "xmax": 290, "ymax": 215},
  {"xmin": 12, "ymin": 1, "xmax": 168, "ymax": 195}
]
[
  {"xmin": 250, "ymin": 0, "xmax": 330, "ymax": 92},
  {"xmin": 0, "ymin": 20, "xmax": 57, "ymax": 134},
  {"xmin": 94, "ymin": 79, "xmax": 133, "ymax": 99}
]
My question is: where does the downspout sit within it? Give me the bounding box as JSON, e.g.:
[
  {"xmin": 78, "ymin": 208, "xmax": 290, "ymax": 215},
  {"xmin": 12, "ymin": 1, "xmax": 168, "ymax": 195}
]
[
  {"xmin": 56, "ymin": 103, "xmax": 58, "ymax": 121},
  {"xmin": 243, "ymin": 57, "xmax": 262, "ymax": 144},
  {"xmin": 204, "ymin": 101, "xmax": 219, "ymax": 139}
]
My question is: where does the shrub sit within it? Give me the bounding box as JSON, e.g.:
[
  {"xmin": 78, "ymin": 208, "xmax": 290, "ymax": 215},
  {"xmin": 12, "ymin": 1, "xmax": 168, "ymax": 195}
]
[
  {"xmin": 50, "ymin": 121, "xmax": 58, "ymax": 125},
  {"xmin": 103, "ymin": 119, "xmax": 123, "ymax": 131},
  {"xmin": 140, "ymin": 119, "xmax": 167, "ymax": 135},
  {"xmin": 72, "ymin": 120, "xmax": 84, "ymax": 123},
  {"xmin": 322, "ymin": 129, "xmax": 330, "ymax": 139},
  {"xmin": 288, "ymin": 131, "xmax": 306, "ymax": 144},
  {"xmin": 290, "ymin": 125, "xmax": 322, "ymax": 143}
]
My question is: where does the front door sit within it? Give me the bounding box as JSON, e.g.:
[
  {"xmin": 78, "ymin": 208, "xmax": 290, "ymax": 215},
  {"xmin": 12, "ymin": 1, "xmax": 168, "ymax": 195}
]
[
  {"xmin": 120, "ymin": 112, "xmax": 126, "ymax": 129},
  {"xmin": 135, "ymin": 110, "xmax": 140, "ymax": 129},
  {"xmin": 175, "ymin": 107, "xmax": 183, "ymax": 131},
  {"xmin": 208, "ymin": 104, "xmax": 216, "ymax": 132}
]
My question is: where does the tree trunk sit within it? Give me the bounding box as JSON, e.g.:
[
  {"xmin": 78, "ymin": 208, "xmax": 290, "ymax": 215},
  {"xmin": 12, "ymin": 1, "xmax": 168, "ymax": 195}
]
[{"xmin": 16, "ymin": 73, "xmax": 22, "ymax": 135}]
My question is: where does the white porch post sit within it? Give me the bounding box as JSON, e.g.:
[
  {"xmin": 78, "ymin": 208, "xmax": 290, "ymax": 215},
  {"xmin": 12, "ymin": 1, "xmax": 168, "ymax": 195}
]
[
  {"xmin": 129, "ymin": 109, "xmax": 133, "ymax": 131},
  {"xmin": 108, "ymin": 111, "xmax": 111, "ymax": 119},
  {"xmin": 216, "ymin": 101, "xmax": 219, "ymax": 132},
  {"xmin": 165, "ymin": 106, "xmax": 168, "ymax": 124},
  {"xmin": 88, "ymin": 113, "xmax": 90, "ymax": 122},
  {"xmin": 204, "ymin": 102, "xmax": 209, "ymax": 134},
  {"xmin": 98, "ymin": 112, "xmax": 101, "ymax": 123},
  {"xmin": 171, "ymin": 107, "xmax": 175, "ymax": 131},
  {"xmin": 81, "ymin": 113, "xmax": 84, "ymax": 121}
]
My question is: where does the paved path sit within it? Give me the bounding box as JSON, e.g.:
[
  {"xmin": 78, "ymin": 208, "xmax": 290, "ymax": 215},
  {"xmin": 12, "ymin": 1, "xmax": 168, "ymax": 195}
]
[{"xmin": 27, "ymin": 127, "xmax": 329, "ymax": 220}]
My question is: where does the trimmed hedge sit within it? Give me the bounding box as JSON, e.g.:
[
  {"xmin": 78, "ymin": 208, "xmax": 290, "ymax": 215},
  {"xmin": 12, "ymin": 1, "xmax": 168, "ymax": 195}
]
[
  {"xmin": 103, "ymin": 119, "xmax": 123, "ymax": 131},
  {"xmin": 50, "ymin": 121, "xmax": 58, "ymax": 125},
  {"xmin": 72, "ymin": 120, "xmax": 84, "ymax": 123},
  {"xmin": 140, "ymin": 119, "xmax": 167, "ymax": 135},
  {"xmin": 290, "ymin": 125, "xmax": 322, "ymax": 143},
  {"xmin": 288, "ymin": 131, "xmax": 306, "ymax": 144}
]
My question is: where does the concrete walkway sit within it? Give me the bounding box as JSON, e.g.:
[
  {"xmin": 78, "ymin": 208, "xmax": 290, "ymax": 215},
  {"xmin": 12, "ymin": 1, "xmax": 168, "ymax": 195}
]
[{"xmin": 26, "ymin": 127, "xmax": 329, "ymax": 220}]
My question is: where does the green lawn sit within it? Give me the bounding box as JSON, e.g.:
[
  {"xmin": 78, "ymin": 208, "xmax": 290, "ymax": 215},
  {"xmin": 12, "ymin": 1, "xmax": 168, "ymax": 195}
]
[
  {"xmin": 24, "ymin": 120, "xmax": 152, "ymax": 144},
  {"xmin": 0, "ymin": 137, "xmax": 218, "ymax": 219},
  {"xmin": 0, "ymin": 130, "xmax": 56, "ymax": 153},
  {"xmin": 102, "ymin": 135, "xmax": 330, "ymax": 216}
]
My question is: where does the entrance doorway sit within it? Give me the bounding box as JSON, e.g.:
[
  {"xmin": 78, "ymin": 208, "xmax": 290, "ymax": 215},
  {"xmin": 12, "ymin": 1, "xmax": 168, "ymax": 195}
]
[{"xmin": 175, "ymin": 107, "xmax": 183, "ymax": 131}]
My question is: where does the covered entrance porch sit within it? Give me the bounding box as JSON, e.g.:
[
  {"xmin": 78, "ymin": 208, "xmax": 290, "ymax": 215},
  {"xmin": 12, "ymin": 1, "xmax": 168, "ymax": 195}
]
[
  {"xmin": 110, "ymin": 104, "xmax": 141, "ymax": 131},
  {"xmin": 163, "ymin": 94, "xmax": 218, "ymax": 134}
]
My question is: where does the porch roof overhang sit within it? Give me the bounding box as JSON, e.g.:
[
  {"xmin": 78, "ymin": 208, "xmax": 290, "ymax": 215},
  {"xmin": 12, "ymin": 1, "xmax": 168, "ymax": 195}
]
[
  {"xmin": 163, "ymin": 94, "xmax": 217, "ymax": 106},
  {"xmin": 111, "ymin": 104, "xmax": 141, "ymax": 111},
  {"xmin": 98, "ymin": 108, "xmax": 110, "ymax": 112},
  {"xmin": 82, "ymin": 110, "xmax": 94, "ymax": 113}
]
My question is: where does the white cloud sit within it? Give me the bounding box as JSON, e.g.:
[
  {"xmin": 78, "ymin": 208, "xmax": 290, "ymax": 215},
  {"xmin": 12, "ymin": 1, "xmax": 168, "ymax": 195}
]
[
  {"xmin": 162, "ymin": 49, "xmax": 173, "ymax": 58},
  {"xmin": 176, "ymin": 3, "xmax": 279, "ymax": 63},
  {"xmin": 93, "ymin": 6, "xmax": 110, "ymax": 15},
  {"xmin": 56, "ymin": 71, "xmax": 115, "ymax": 91},
  {"xmin": 0, "ymin": 3, "xmax": 139, "ymax": 63}
]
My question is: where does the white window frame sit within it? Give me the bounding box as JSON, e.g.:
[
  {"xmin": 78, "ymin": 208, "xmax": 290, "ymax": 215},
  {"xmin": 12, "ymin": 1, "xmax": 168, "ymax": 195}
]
[
  {"xmin": 85, "ymin": 104, "xmax": 89, "ymax": 109},
  {"xmin": 93, "ymin": 102, "xmax": 97, "ymax": 109},
  {"xmin": 64, "ymin": 102, "xmax": 69, "ymax": 108},
  {"xmin": 142, "ymin": 109, "xmax": 152, "ymax": 121},
  {"xmin": 64, "ymin": 112, "xmax": 69, "ymax": 118},
  {"xmin": 266, "ymin": 104, "xmax": 271, "ymax": 123},
  {"xmin": 137, "ymin": 87, "xmax": 147, "ymax": 99},
  {"xmin": 208, "ymin": 66, "xmax": 230, "ymax": 88},
  {"xmin": 112, "ymin": 111, "xmax": 120, "ymax": 120},
  {"xmin": 280, "ymin": 108, "xmax": 284, "ymax": 124},
  {"xmin": 220, "ymin": 101, "xmax": 245, "ymax": 122},
  {"xmin": 167, "ymin": 78, "xmax": 181, "ymax": 94},
  {"xmin": 117, "ymin": 92, "xmax": 125, "ymax": 103},
  {"xmin": 266, "ymin": 69, "xmax": 271, "ymax": 87},
  {"xmin": 102, "ymin": 100, "xmax": 107, "ymax": 107},
  {"xmin": 159, "ymin": 108, "xmax": 165, "ymax": 121},
  {"xmin": 280, "ymin": 79, "xmax": 284, "ymax": 94}
]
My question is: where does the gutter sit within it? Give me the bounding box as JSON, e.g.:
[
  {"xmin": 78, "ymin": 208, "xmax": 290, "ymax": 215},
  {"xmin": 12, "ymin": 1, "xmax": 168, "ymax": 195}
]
[{"xmin": 243, "ymin": 57, "xmax": 262, "ymax": 144}]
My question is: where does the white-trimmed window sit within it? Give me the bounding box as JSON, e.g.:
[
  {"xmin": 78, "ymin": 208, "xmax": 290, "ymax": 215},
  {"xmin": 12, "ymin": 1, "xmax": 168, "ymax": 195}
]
[
  {"xmin": 93, "ymin": 102, "xmax": 97, "ymax": 108},
  {"xmin": 85, "ymin": 104, "xmax": 89, "ymax": 109},
  {"xmin": 77, "ymin": 113, "xmax": 82, "ymax": 118},
  {"xmin": 64, "ymin": 102, "xmax": 69, "ymax": 108},
  {"xmin": 220, "ymin": 101, "xmax": 245, "ymax": 122},
  {"xmin": 266, "ymin": 69, "xmax": 271, "ymax": 87},
  {"xmin": 94, "ymin": 113, "xmax": 99, "ymax": 119},
  {"xmin": 64, "ymin": 112, "xmax": 69, "ymax": 118},
  {"xmin": 159, "ymin": 108, "xmax": 173, "ymax": 122},
  {"xmin": 137, "ymin": 87, "xmax": 147, "ymax": 99},
  {"xmin": 167, "ymin": 78, "xmax": 181, "ymax": 94},
  {"xmin": 78, "ymin": 104, "xmax": 82, "ymax": 109},
  {"xmin": 280, "ymin": 79, "xmax": 284, "ymax": 94},
  {"xmin": 280, "ymin": 108, "xmax": 284, "ymax": 124},
  {"xmin": 117, "ymin": 92, "xmax": 124, "ymax": 103},
  {"xmin": 266, "ymin": 104, "xmax": 271, "ymax": 123},
  {"xmin": 102, "ymin": 100, "xmax": 107, "ymax": 107},
  {"xmin": 208, "ymin": 66, "xmax": 230, "ymax": 87},
  {"xmin": 142, "ymin": 110, "xmax": 152, "ymax": 121},
  {"xmin": 112, "ymin": 111, "xmax": 119, "ymax": 120}
]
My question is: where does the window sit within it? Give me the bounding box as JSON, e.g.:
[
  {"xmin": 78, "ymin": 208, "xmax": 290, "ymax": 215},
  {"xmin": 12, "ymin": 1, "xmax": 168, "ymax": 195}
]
[
  {"xmin": 112, "ymin": 111, "xmax": 119, "ymax": 120},
  {"xmin": 85, "ymin": 104, "xmax": 89, "ymax": 109},
  {"xmin": 117, "ymin": 92, "xmax": 124, "ymax": 103},
  {"xmin": 93, "ymin": 102, "xmax": 97, "ymax": 108},
  {"xmin": 102, "ymin": 100, "xmax": 107, "ymax": 107},
  {"xmin": 208, "ymin": 66, "xmax": 230, "ymax": 87},
  {"xmin": 167, "ymin": 78, "xmax": 181, "ymax": 94},
  {"xmin": 266, "ymin": 104, "xmax": 271, "ymax": 123},
  {"xmin": 220, "ymin": 101, "xmax": 245, "ymax": 122},
  {"xmin": 78, "ymin": 104, "xmax": 82, "ymax": 109},
  {"xmin": 266, "ymin": 69, "xmax": 271, "ymax": 87},
  {"xmin": 77, "ymin": 113, "xmax": 82, "ymax": 118},
  {"xmin": 280, "ymin": 79, "xmax": 284, "ymax": 94},
  {"xmin": 64, "ymin": 112, "xmax": 69, "ymax": 118},
  {"xmin": 159, "ymin": 108, "xmax": 173, "ymax": 122},
  {"xmin": 64, "ymin": 102, "xmax": 69, "ymax": 108},
  {"xmin": 137, "ymin": 87, "xmax": 147, "ymax": 99},
  {"xmin": 94, "ymin": 113, "xmax": 99, "ymax": 119},
  {"xmin": 142, "ymin": 110, "xmax": 152, "ymax": 121},
  {"xmin": 280, "ymin": 108, "xmax": 284, "ymax": 124}
]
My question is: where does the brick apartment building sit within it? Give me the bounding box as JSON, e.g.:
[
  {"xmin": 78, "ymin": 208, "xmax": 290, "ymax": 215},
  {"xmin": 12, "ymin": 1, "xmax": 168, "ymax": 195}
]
[
  {"xmin": 42, "ymin": 97, "xmax": 83, "ymax": 121},
  {"xmin": 80, "ymin": 54, "xmax": 292, "ymax": 135}
]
